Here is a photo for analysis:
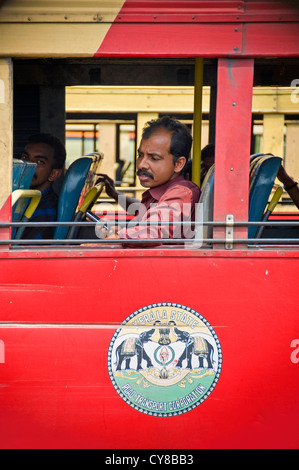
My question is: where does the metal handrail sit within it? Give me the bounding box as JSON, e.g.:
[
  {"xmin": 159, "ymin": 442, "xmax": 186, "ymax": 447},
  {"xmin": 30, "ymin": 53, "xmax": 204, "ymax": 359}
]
[{"xmin": 1, "ymin": 219, "xmax": 299, "ymax": 246}]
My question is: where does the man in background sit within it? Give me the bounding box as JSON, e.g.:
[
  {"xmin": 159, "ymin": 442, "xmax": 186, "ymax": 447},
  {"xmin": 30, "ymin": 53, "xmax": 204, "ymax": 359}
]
[
  {"xmin": 183, "ymin": 143, "xmax": 215, "ymax": 184},
  {"xmin": 20, "ymin": 133, "xmax": 66, "ymax": 240}
]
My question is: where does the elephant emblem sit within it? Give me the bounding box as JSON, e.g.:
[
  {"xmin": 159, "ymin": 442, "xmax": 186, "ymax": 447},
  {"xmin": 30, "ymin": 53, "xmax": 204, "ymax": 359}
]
[
  {"xmin": 115, "ymin": 328, "xmax": 155, "ymax": 371},
  {"xmin": 108, "ymin": 304, "xmax": 223, "ymax": 417},
  {"xmin": 174, "ymin": 327, "xmax": 215, "ymax": 370}
]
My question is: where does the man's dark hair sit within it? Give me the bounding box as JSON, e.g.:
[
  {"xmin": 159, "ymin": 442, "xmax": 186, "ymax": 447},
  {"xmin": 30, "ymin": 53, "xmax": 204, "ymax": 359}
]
[
  {"xmin": 201, "ymin": 143, "xmax": 215, "ymax": 161},
  {"xmin": 142, "ymin": 116, "xmax": 192, "ymax": 165},
  {"xmin": 27, "ymin": 133, "xmax": 66, "ymax": 169}
]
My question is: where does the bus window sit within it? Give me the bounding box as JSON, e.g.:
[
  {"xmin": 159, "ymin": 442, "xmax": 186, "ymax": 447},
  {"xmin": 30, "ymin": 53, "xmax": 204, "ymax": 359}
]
[
  {"xmin": 118, "ymin": 123, "xmax": 136, "ymax": 186},
  {"xmin": 2, "ymin": 57, "xmax": 299, "ymax": 249},
  {"xmin": 66, "ymin": 124, "xmax": 99, "ymax": 167}
]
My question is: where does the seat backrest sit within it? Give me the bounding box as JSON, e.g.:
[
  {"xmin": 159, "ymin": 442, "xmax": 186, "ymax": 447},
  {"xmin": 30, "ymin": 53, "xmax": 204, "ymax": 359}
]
[
  {"xmin": 197, "ymin": 154, "xmax": 281, "ymax": 241},
  {"xmin": 66, "ymin": 183, "xmax": 105, "ymax": 240},
  {"xmin": 77, "ymin": 152, "xmax": 104, "ymax": 207},
  {"xmin": 249, "ymin": 153, "xmax": 266, "ymax": 165},
  {"xmin": 12, "ymin": 189, "xmax": 41, "ymax": 239},
  {"xmin": 198, "ymin": 164, "xmax": 215, "ymax": 242},
  {"xmin": 13, "ymin": 159, "xmax": 26, "ymax": 191},
  {"xmin": 248, "ymin": 154, "xmax": 282, "ymax": 238},
  {"xmin": 12, "ymin": 159, "xmax": 37, "ymax": 238},
  {"xmin": 13, "ymin": 158, "xmax": 36, "ymax": 191},
  {"xmin": 54, "ymin": 157, "xmax": 93, "ymax": 239}
]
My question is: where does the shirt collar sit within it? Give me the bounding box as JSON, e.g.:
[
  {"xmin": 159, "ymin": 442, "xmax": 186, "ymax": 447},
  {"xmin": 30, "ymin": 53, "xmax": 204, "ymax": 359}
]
[
  {"xmin": 148, "ymin": 174, "xmax": 185, "ymax": 200},
  {"xmin": 41, "ymin": 186, "xmax": 54, "ymax": 195}
]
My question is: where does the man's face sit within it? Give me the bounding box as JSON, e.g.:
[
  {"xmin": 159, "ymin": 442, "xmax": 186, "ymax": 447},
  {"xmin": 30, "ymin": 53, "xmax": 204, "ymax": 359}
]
[
  {"xmin": 21, "ymin": 142, "xmax": 61, "ymax": 191},
  {"xmin": 136, "ymin": 129, "xmax": 186, "ymax": 188},
  {"xmin": 201, "ymin": 156, "xmax": 215, "ymax": 182}
]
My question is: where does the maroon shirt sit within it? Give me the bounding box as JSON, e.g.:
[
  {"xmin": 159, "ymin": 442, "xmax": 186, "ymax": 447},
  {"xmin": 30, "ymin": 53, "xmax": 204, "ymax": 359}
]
[{"xmin": 118, "ymin": 175, "xmax": 200, "ymax": 241}]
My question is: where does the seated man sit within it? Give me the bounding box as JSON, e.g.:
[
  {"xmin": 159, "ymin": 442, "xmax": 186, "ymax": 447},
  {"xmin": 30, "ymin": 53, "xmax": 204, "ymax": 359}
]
[
  {"xmin": 97, "ymin": 116, "xmax": 200, "ymax": 243},
  {"xmin": 19, "ymin": 133, "xmax": 66, "ymax": 240},
  {"xmin": 277, "ymin": 165, "xmax": 299, "ymax": 210},
  {"xmin": 183, "ymin": 143, "xmax": 215, "ymax": 184}
]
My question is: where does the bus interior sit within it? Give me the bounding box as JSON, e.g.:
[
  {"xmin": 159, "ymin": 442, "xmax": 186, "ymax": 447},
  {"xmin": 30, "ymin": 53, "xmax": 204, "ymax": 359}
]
[{"xmin": 7, "ymin": 56, "xmax": 299, "ymax": 249}]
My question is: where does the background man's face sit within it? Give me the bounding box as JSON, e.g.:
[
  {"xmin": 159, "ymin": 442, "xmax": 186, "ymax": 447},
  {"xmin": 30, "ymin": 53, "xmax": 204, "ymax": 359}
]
[{"xmin": 22, "ymin": 142, "xmax": 60, "ymax": 191}]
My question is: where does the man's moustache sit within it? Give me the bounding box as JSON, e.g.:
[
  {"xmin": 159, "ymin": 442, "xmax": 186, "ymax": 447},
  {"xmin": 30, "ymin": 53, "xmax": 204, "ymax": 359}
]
[{"xmin": 136, "ymin": 169, "xmax": 154, "ymax": 179}]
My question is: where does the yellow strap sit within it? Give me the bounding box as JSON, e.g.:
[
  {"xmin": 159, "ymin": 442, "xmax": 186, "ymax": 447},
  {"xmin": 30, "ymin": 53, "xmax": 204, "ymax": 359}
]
[
  {"xmin": 78, "ymin": 184, "xmax": 104, "ymax": 214},
  {"xmin": 267, "ymin": 186, "xmax": 283, "ymax": 212}
]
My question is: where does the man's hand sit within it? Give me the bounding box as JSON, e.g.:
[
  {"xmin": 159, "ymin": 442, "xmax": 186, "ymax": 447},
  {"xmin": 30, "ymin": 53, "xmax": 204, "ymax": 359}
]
[
  {"xmin": 96, "ymin": 174, "xmax": 118, "ymax": 200},
  {"xmin": 95, "ymin": 217, "xmax": 118, "ymax": 239},
  {"xmin": 96, "ymin": 173, "xmax": 140, "ymax": 213}
]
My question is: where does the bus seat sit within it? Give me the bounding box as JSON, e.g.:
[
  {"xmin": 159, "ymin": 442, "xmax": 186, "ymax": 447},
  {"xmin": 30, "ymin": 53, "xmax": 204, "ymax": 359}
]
[
  {"xmin": 254, "ymin": 185, "xmax": 283, "ymax": 239},
  {"xmin": 197, "ymin": 154, "xmax": 281, "ymax": 243},
  {"xmin": 198, "ymin": 164, "xmax": 215, "ymax": 242},
  {"xmin": 66, "ymin": 183, "xmax": 104, "ymax": 239},
  {"xmin": 249, "ymin": 153, "xmax": 266, "ymax": 165},
  {"xmin": 12, "ymin": 189, "xmax": 41, "ymax": 239},
  {"xmin": 54, "ymin": 157, "xmax": 94, "ymax": 240},
  {"xmin": 13, "ymin": 159, "xmax": 25, "ymax": 190},
  {"xmin": 13, "ymin": 158, "xmax": 37, "ymax": 190},
  {"xmin": 54, "ymin": 152, "xmax": 103, "ymax": 240},
  {"xmin": 77, "ymin": 152, "xmax": 104, "ymax": 207},
  {"xmin": 12, "ymin": 159, "xmax": 38, "ymax": 238},
  {"xmin": 248, "ymin": 155, "xmax": 282, "ymax": 238}
]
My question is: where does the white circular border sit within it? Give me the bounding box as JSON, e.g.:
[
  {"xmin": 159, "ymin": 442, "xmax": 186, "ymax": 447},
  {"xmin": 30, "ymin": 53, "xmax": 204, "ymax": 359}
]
[{"xmin": 107, "ymin": 302, "xmax": 222, "ymax": 417}]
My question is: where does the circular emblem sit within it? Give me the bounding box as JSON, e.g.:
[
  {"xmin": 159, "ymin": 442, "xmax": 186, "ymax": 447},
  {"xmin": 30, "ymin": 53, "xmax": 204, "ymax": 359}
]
[{"xmin": 108, "ymin": 303, "xmax": 222, "ymax": 417}]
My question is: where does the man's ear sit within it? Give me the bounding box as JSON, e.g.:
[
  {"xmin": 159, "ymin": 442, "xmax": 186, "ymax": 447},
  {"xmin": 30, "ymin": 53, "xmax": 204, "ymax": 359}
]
[
  {"xmin": 174, "ymin": 156, "xmax": 187, "ymax": 174},
  {"xmin": 48, "ymin": 168, "xmax": 62, "ymax": 182}
]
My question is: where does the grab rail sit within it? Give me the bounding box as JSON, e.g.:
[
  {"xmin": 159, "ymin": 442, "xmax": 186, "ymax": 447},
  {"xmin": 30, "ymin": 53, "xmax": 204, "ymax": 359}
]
[{"xmin": 1, "ymin": 219, "xmax": 299, "ymax": 247}]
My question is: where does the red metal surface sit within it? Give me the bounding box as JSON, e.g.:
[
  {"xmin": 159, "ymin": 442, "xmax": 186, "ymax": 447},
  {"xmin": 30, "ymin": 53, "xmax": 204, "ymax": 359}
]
[
  {"xmin": 269, "ymin": 213, "xmax": 299, "ymax": 220},
  {"xmin": 113, "ymin": 0, "xmax": 299, "ymax": 23},
  {"xmin": 1, "ymin": 0, "xmax": 299, "ymax": 451},
  {"xmin": 244, "ymin": 22, "xmax": 299, "ymax": 57},
  {"xmin": 95, "ymin": 23, "xmax": 299, "ymax": 58},
  {"xmin": 213, "ymin": 59, "xmax": 253, "ymax": 243},
  {"xmin": 0, "ymin": 249, "xmax": 298, "ymax": 448},
  {"xmin": 95, "ymin": 0, "xmax": 299, "ymax": 57},
  {"xmin": 95, "ymin": 23, "xmax": 243, "ymax": 58},
  {"xmin": 0, "ymin": 196, "xmax": 11, "ymax": 244}
]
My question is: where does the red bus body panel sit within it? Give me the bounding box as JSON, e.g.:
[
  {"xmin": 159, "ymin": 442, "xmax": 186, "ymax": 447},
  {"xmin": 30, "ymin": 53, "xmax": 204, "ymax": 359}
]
[
  {"xmin": 0, "ymin": 249, "xmax": 298, "ymax": 449},
  {"xmin": 1, "ymin": 0, "xmax": 299, "ymax": 450},
  {"xmin": 95, "ymin": 0, "xmax": 299, "ymax": 58}
]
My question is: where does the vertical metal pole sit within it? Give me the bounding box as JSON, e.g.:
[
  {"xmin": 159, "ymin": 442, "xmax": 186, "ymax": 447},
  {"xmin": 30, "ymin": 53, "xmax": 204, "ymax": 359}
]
[
  {"xmin": 192, "ymin": 58, "xmax": 203, "ymax": 187},
  {"xmin": 0, "ymin": 58, "xmax": 13, "ymax": 245},
  {"xmin": 213, "ymin": 58, "xmax": 254, "ymax": 247}
]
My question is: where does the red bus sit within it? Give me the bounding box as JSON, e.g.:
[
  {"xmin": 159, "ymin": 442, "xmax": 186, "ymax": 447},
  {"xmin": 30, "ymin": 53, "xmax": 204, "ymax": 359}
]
[{"xmin": 0, "ymin": 0, "xmax": 299, "ymax": 450}]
